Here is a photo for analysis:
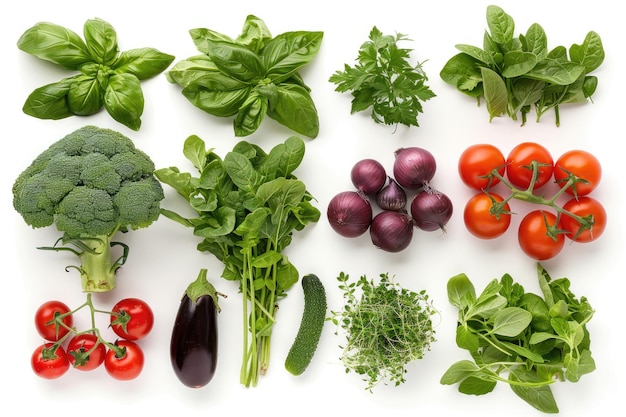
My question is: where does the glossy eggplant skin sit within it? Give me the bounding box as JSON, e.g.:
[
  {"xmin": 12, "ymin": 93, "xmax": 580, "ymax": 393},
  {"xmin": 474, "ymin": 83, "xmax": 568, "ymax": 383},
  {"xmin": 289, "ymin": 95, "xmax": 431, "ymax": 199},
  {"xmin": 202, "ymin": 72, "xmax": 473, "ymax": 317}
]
[{"xmin": 170, "ymin": 292, "xmax": 218, "ymax": 388}]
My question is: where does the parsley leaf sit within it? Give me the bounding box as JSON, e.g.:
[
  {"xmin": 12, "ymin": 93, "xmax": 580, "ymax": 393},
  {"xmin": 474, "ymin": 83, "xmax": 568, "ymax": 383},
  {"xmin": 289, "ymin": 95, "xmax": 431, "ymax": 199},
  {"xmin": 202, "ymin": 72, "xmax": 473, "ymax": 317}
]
[{"xmin": 329, "ymin": 26, "xmax": 436, "ymax": 128}]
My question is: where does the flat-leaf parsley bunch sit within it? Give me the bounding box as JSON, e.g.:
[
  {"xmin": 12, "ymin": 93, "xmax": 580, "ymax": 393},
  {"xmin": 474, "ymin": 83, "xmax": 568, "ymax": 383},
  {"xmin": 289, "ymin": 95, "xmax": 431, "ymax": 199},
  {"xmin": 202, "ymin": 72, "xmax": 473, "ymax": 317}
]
[
  {"xmin": 330, "ymin": 272, "xmax": 438, "ymax": 391},
  {"xmin": 329, "ymin": 27, "xmax": 436, "ymax": 129}
]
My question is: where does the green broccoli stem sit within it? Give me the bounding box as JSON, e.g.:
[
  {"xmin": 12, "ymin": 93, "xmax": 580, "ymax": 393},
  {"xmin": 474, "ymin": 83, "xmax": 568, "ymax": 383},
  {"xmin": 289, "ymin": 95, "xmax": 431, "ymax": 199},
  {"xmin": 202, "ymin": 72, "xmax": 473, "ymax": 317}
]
[
  {"xmin": 39, "ymin": 228, "xmax": 129, "ymax": 293},
  {"xmin": 77, "ymin": 235, "xmax": 118, "ymax": 292}
]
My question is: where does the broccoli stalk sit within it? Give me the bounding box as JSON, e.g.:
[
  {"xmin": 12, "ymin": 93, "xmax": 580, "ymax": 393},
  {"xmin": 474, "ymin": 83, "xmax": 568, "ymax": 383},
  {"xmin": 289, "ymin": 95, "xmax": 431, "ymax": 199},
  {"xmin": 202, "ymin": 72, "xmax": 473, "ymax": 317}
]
[
  {"xmin": 40, "ymin": 230, "xmax": 129, "ymax": 292},
  {"xmin": 12, "ymin": 126, "xmax": 164, "ymax": 293}
]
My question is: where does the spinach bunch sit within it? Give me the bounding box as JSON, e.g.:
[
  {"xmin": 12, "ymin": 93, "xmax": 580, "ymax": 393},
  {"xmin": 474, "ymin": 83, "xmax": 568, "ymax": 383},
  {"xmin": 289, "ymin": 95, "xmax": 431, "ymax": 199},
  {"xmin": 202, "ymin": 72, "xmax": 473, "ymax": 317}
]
[
  {"xmin": 441, "ymin": 264, "xmax": 595, "ymax": 413},
  {"xmin": 155, "ymin": 134, "xmax": 320, "ymax": 387},
  {"xmin": 440, "ymin": 5, "xmax": 604, "ymax": 126},
  {"xmin": 166, "ymin": 15, "xmax": 323, "ymax": 138},
  {"xmin": 17, "ymin": 18, "xmax": 174, "ymax": 131}
]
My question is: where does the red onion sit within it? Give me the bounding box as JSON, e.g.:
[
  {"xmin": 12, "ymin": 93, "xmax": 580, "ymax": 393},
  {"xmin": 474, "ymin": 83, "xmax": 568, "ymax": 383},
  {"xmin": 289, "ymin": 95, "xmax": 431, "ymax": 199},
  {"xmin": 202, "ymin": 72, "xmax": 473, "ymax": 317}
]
[
  {"xmin": 369, "ymin": 211, "xmax": 414, "ymax": 252},
  {"xmin": 410, "ymin": 188, "xmax": 453, "ymax": 232},
  {"xmin": 351, "ymin": 159, "xmax": 387, "ymax": 194},
  {"xmin": 327, "ymin": 191, "xmax": 373, "ymax": 238},
  {"xmin": 393, "ymin": 147, "xmax": 437, "ymax": 190},
  {"xmin": 376, "ymin": 176, "xmax": 407, "ymax": 212}
]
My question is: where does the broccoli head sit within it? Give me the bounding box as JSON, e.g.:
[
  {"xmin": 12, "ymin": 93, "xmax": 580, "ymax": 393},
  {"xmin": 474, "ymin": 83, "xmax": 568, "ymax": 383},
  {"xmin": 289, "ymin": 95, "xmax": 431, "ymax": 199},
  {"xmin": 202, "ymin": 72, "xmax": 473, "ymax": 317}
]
[{"xmin": 12, "ymin": 125, "xmax": 164, "ymax": 292}]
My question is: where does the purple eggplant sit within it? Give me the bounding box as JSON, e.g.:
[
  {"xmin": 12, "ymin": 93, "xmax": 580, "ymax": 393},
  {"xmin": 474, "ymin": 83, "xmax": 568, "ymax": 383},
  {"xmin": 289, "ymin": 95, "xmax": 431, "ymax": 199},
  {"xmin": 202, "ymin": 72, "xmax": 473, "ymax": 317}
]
[{"xmin": 170, "ymin": 268, "xmax": 222, "ymax": 388}]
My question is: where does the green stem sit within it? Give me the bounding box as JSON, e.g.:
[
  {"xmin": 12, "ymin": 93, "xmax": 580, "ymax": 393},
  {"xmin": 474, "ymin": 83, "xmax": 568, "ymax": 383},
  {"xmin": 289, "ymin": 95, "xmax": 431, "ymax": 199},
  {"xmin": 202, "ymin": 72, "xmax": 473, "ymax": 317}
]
[{"xmin": 488, "ymin": 166, "xmax": 594, "ymax": 237}]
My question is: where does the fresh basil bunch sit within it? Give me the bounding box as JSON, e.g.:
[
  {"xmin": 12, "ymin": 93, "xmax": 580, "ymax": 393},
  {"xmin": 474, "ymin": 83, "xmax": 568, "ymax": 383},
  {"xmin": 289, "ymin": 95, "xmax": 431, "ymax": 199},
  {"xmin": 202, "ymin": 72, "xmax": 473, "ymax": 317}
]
[
  {"xmin": 167, "ymin": 15, "xmax": 323, "ymax": 138},
  {"xmin": 17, "ymin": 18, "xmax": 175, "ymax": 131},
  {"xmin": 440, "ymin": 5, "xmax": 604, "ymax": 126}
]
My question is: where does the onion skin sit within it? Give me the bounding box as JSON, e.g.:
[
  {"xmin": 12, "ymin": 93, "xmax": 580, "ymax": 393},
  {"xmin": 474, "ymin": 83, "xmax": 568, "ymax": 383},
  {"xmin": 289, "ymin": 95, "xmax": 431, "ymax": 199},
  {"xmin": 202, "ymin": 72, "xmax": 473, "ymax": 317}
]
[
  {"xmin": 410, "ymin": 189, "xmax": 453, "ymax": 232},
  {"xmin": 393, "ymin": 147, "xmax": 437, "ymax": 190},
  {"xmin": 351, "ymin": 159, "xmax": 387, "ymax": 194},
  {"xmin": 327, "ymin": 191, "xmax": 373, "ymax": 238},
  {"xmin": 376, "ymin": 176, "xmax": 407, "ymax": 212},
  {"xmin": 370, "ymin": 211, "xmax": 414, "ymax": 252}
]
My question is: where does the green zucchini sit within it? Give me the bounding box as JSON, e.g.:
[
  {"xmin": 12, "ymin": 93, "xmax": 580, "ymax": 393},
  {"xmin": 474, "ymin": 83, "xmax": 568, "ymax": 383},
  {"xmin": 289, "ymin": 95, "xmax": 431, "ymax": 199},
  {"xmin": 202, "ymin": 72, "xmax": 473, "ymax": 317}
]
[{"xmin": 284, "ymin": 274, "xmax": 327, "ymax": 376}]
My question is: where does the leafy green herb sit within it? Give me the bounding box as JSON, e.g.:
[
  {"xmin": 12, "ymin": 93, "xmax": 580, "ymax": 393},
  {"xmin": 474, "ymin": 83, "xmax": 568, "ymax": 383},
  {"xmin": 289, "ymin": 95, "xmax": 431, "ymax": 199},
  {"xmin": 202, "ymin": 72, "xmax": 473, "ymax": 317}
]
[
  {"xmin": 154, "ymin": 134, "xmax": 320, "ymax": 387},
  {"xmin": 441, "ymin": 264, "xmax": 595, "ymax": 413},
  {"xmin": 330, "ymin": 272, "xmax": 438, "ymax": 391},
  {"xmin": 166, "ymin": 15, "xmax": 323, "ymax": 138},
  {"xmin": 329, "ymin": 26, "xmax": 436, "ymax": 129},
  {"xmin": 17, "ymin": 18, "xmax": 174, "ymax": 131},
  {"xmin": 440, "ymin": 5, "xmax": 604, "ymax": 126}
]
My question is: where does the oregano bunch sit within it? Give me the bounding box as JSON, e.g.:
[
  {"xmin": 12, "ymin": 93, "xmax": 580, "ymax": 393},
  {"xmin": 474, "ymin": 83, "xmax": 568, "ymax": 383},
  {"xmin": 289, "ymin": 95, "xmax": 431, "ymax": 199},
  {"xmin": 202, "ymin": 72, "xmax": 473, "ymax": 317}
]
[
  {"xmin": 440, "ymin": 5, "xmax": 604, "ymax": 126},
  {"xmin": 17, "ymin": 18, "xmax": 175, "ymax": 131},
  {"xmin": 329, "ymin": 26, "xmax": 436, "ymax": 129}
]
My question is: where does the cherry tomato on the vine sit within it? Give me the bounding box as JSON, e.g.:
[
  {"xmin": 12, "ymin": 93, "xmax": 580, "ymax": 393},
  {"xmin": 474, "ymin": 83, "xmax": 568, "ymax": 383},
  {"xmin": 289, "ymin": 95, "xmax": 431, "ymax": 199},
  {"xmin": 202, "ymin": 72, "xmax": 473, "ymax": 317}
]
[
  {"xmin": 458, "ymin": 144, "xmax": 506, "ymax": 190},
  {"xmin": 506, "ymin": 142, "xmax": 554, "ymax": 189},
  {"xmin": 34, "ymin": 301, "xmax": 73, "ymax": 341},
  {"xmin": 560, "ymin": 196, "xmax": 607, "ymax": 243},
  {"xmin": 463, "ymin": 192, "xmax": 512, "ymax": 239},
  {"xmin": 110, "ymin": 298, "xmax": 154, "ymax": 341},
  {"xmin": 31, "ymin": 343, "xmax": 70, "ymax": 379},
  {"xmin": 518, "ymin": 210, "xmax": 565, "ymax": 260},
  {"xmin": 67, "ymin": 333, "xmax": 106, "ymax": 371},
  {"xmin": 105, "ymin": 339, "xmax": 145, "ymax": 381},
  {"xmin": 553, "ymin": 150, "xmax": 602, "ymax": 196}
]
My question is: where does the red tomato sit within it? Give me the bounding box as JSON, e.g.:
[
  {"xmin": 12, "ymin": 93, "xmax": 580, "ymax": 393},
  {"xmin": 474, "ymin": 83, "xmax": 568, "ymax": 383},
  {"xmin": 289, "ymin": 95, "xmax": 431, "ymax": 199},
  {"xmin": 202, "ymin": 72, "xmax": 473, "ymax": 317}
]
[
  {"xmin": 458, "ymin": 144, "xmax": 506, "ymax": 190},
  {"xmin": 67, "ymin": 333, "xmax": 106, "ymax": 371},
  {"xmin": 518, "ymin": 210, "xmax": 565, "ymax": 260},
  {"xmin": 34, "ymin": 301, "xmax": 73, "ymax": 341},
  {"xmin": 31, "ymin": 343, "xmax": 70, "ymax": 379},
  {"xmin": 553, "ymin": 150, "xmax": 601, "ymax": 196},
  {"xmin": 110, "ymin": 298, "xmax": 154, "ymax": 341},
  {"xmin": 105, "ymin": 339, "xmax": 145, "ymax": 381},
  {"xmin": 560, "ymin": 197, "xmax": 607, "ymax": 242},
  {"xmin": 506, "ymin": 142, "xmax": 554, "ymax": 189},
  {"xmin": 463, "ymin": 192, "xmax": 512, "ymax": 239}
]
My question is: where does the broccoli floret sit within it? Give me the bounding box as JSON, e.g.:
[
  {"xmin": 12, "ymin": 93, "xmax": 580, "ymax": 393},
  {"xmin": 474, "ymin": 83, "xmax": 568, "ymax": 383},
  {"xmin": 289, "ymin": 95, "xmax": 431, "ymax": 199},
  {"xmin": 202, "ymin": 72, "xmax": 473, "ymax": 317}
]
[{"xmin": 12, "ymin": 125, "xmax": 164, "ymax": 292}]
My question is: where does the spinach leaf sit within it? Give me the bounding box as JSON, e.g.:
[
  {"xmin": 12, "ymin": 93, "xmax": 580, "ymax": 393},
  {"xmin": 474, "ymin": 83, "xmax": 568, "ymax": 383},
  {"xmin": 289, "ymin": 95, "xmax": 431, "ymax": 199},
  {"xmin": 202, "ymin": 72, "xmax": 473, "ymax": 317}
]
[{"xmin": 17, "ymin": 18, "xmax": 174, "ymax": 130}]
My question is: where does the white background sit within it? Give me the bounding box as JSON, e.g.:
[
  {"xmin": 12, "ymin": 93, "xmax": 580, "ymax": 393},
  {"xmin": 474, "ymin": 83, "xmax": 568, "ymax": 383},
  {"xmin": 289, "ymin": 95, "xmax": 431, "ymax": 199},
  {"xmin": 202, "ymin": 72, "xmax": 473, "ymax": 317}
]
[{"xmin": 2, "ymin": 1, "xmax": 623, "ymax": 415}]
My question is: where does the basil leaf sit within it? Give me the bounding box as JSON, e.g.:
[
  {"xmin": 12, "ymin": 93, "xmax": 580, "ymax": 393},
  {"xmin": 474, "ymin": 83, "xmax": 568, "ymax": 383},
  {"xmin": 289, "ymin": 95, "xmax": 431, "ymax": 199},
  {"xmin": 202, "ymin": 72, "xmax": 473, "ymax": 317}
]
[
  {"xmin": 267, "ymin": 83, "xmax": 319, "ymax": 138},
  {"xmin": 22, "ymin": 77, "xmax": 75, "ymax": 119},
  {"xmin": 235, "ymin": 15, "xmax": 273, "ymax": 53},
  {"xmin": 182, "ymin": 79, "xmax": 251, "ymax": 117},
  {"xmin": 17, "ymin": 22, "xmax": 91, "ymax": 70},
  {"xmin": 166, "ymin": 55, "xmax": 220, "ymax": 86},
  {"xmin": 104, "ymin": 73, "xmax": 144, "ymax": 130},
  {"xmin": 190, "ymin": 28, "xmax": 236, "ymax": 54},
  {"xmin": 83, "ymin": 18, "xmax": 118, "ymax": 65},
  {"xmin": 68, "ymin": 74, "xmax": 104, "ymax": 115},
  {"xmin": 208, "ymin": 41, "xmax": 265, "ymax": 81},
  {"xmin": 262, "ymin": 31, "xmax": 324, "ymax": 83},
  {"xmin": 234, "ymin": 92, "xmax": 268, "ymax": 137},
  {"xmin": 111, "ymin": 47, "xmax": 174, "ymax": 80}
]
